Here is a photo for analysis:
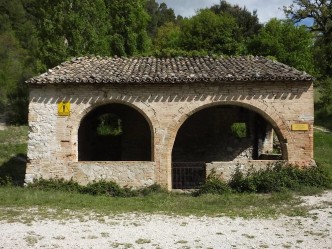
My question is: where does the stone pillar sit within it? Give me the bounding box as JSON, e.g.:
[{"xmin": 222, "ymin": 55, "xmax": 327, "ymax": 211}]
[{"xmin": 261, "ymin": 124, "xmax": 274, "ymax": 154}]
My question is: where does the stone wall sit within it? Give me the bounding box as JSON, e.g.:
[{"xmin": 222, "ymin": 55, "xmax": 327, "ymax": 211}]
[
  {"xmin": 26, "ymin": 80, "xmax": 314, "ymax": 189},
  {"xmin": 25, "ymin": 161, "xmax": 155, "ymax": 187},
  {"xmin": 206, "ymin": 160, "xmax": 285, "ymax": 181}
]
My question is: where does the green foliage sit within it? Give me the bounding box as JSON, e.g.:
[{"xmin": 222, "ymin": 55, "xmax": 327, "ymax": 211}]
[
  {"xmin": 27, "ymin": 0, "xmax": 111, "ymax": 68},
  {"xmin": 96, "ymin": 113, "xmax": 122, "ymax": 136},
  {"xmin": 145, "ymin": 0, "xmax": 177, "ymax": 37},
  {"xmin": 229, "ymin": 163, "xmax": 331, "ymax": 193},
  {"xmin": 194, "ymin": 169, "xmax": 231, "ymax": 196},
  {"xmin": 231, "ymin": 123, "xmax": 247, "ymax": 138},
  {"xmin": 148, "ymin": 48, "xmax": 210, "ymax": 58},
  {"xmin": 26, "ymin": 178, "xmax": 166, "ymax": 198},
  {"xmin": 285, "ymin": 1, "xmax": 332, "ymax": 123},
  {"xmin": 179, "ymin": 9, "xmax": 243, "ymax": 55},
  {"xmin": 314, "ymin": 130, "xmax": 332, "ymax": 178},
  {"xmin": 248, "ymin": 19, "xmax": 316, "ymax": 74},
  {"xmin": 284, "ymin": 0, "xmax": 332, "ymax": 37},
  {"xmin": 210, "ymin": 0, "xmax": 262, "ymax": 38},
  {"xmin": 315, "ymin": 78, "xmax": 332, "ymax": 131},
  {"xmin": 107, "ymin": 0, "xmax": 151, "ymax": 56},
  {"xmin": 0, "ymin": 31, "xmax": 31, "ymax": 122},
  {"xmin": 82, "ymin": 180, "xmax": 132, "ymax": 197},
  {"xmin": 154, "ymin": 22, "xmax": 181, "ymax": 50},
  {"xmin": 27, "ymin": 178, "xmax": 82, "ymax": 192}
]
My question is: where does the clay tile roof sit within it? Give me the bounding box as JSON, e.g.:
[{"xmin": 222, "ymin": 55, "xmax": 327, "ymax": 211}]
[{"xmin": 26, "ymin": 56, "xmax": 314, "ymax": 84}]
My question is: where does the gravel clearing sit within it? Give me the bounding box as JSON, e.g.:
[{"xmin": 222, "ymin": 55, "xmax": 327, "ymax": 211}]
[{"xmin": 1, "ymin": 191, "xmax": 331, "ymax": 249}]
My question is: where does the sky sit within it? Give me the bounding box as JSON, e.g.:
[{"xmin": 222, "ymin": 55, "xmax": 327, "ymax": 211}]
[{"xmin": 156, "ymin": 0, "xmax": 295, "ymax": 24}]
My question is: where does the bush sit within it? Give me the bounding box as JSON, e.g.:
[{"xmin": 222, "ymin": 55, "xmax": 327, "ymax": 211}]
[
  {"xmin": 137, "ymin": 183, "xmax": 167, "ymax": 196},
  {"xmin": 27, "ymin": 178, "xmax": 82, "ymax": 192},
  {"xmin": 194, "ymin": 169, "xmax": 231, "ymax": 196},
  {"xmin": 0, "ymin": 176, "xmax": 14, "ymax": 187},
  {"xmin": 82, "ymin": 180, "xmax": 133, "ymax": 197},
  {"xmin": 25, "ymin": 178, "xmax": 166, "ymax": 197},
  {"xmin": 229, "ymin": 163, "xmax": 331, "ymax": 193}
]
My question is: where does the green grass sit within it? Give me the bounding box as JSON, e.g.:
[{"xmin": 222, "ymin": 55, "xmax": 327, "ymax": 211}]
[
  {"xmin": 0, "ymin": 187, "xmax": 306, "ymax": 219},
  {"xmin": 314, "ymin": 130, "xmax": 332, "ymax": 177}
]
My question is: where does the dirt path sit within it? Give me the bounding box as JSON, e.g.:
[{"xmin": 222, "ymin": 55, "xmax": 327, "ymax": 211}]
[
  {"xmin": 314, "ymin": 126, "xmax": 332, "ymax": 133},
  {"xmin": 1, "ymin": 191, "xmax": 331, "ymax": 249}
]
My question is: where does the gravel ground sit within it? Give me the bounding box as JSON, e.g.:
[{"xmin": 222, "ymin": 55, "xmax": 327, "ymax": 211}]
[{"xmin": 1, "ymin": 191, "xmax": 331, "ymax": 249}]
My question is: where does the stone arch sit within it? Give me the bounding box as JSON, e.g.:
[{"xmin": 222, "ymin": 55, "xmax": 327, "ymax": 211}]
[
  {"xmin": 168, "ymin": 100, "xmax": 289, "ymax": 157},
  {"xmin": 71, "ymin": 100, "xmax": 157, "ymax": 162},
  {"xmin": 164, "ymin": 100, "xmax": 291, "ymax": 188}
]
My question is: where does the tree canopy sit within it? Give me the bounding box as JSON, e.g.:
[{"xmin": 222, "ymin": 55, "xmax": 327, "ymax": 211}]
[
  {"xmin": 284, "ymin": 0, "xmax": 332, "ymax": 128},
  {"xmin": 248, "ymin": 18, "xmax": 315, "ymax": 74}
]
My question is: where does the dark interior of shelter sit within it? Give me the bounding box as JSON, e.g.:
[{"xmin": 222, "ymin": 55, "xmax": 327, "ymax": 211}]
[
  {"xmin": 172, "ymin": 105, "xmax": 282, "ymax": 189},
  {"xmin": 78, "ymin": 104, "xmax": 151, "ymax": 161}
]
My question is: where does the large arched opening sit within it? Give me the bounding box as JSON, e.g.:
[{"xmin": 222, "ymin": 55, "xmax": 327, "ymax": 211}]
[
  {"xmin": 171, "ymin": 105, "xmax": 285, "ymax": 189},
  {"xmin": 78, "ymin": 103, "xmax": 152, "ymax": 161}
]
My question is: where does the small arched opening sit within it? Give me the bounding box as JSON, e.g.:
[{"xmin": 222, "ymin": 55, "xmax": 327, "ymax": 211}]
[
  {"xmin": 171, "ymin": 105, "xmax": 284, "ymax": 189},
  {"xmin": 78, "ymin": 103, "xmax": 152, "ymax": 161}
]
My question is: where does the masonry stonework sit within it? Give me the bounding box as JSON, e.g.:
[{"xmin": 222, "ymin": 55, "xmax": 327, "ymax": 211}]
[{"xmin": 26, "ymin": 80, "xmax": 314, "ymax": 189}]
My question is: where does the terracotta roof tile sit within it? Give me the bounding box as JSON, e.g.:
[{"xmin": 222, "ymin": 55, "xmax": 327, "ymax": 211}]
[{"xmin": 26, "ymin": 56, "xmax": 314, "ymax": 84}]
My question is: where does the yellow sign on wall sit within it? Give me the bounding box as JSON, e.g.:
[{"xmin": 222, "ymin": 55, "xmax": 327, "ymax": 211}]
[
  {"xmin": 58, "ymin": 101, "xmax": 70, "ymax": 116},
  {"xmin": 291, "ymin": 123, "xmax": 309, "ymax": 131}
]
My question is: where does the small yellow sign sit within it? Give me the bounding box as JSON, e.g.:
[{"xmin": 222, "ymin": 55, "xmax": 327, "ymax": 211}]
[
  {"xmin": 58, "ymin": 101, "xmax": 70, "ymax": 116},
  {"xmin": 291, "ymin": 123, "xmax": 309, "ymax": 131}
]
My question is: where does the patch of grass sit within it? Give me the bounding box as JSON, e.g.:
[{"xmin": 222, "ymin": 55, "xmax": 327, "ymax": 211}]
[
  {"xmin": 24, "ymin": 235, "xmax": 39, "ymax": 247},
  {"xmin": 135, "ymin": 238, "xmax": 151, "ymax": 244},
  {"xmin": 111, "ymin": 242, "xmax": 133, "ymax": 248},
  {"xmin": 314, "ymin": 130, "xmax": 332, "ymax": 178},
  {"xmin": 0, "ymin": 186, "xmax": 305, "ymax": 219}
]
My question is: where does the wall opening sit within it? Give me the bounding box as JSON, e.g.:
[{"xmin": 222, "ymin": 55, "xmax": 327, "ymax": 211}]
[
  {"xmin": 78, "ymin": 103, "xmax": 151, "ymax": 161},
  {"xmin": 171, "ymin": 105, "xmax": 283, "ymax": 189}
]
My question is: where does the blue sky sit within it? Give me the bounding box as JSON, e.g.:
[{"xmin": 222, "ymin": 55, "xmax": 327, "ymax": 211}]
[{"xmin": 156, "ymin": 0, "xmax": 295, "ymax": 23}]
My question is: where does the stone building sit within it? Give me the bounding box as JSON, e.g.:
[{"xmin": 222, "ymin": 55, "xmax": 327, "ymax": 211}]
[{"xmin": 26, "ymin": 56, "xmax": 315, "ymax": 190}]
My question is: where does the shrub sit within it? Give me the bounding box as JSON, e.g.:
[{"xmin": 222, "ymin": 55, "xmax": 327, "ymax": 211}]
[
  {"xmin": 194, "ymin": 169, "xmax": 231, "ymax": 196},
  {"xmin": 81, "ymin": 180, "xmax": 133, "ymax": 197},
  {"xmin": 0, "ymin": 176, "xmax": 14, "ymax": 187},
  {"xmin": 25, "ymin": 178, "xmax": 167, "ymax": 197},
  {"xmin": 27, "ymin": 178, "xmax": 82, "ymax": 192},
  {"xmin": 229, "ymin": 163, "xmax": 331, "ymax": 193},
  {"xmin": 138, "ymin": 183, "xmax": 167, "ymax": 196}
]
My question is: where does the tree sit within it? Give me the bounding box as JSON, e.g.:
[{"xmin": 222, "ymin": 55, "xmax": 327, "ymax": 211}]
[
  {"xmin": 284, "ymin": 0, "xmax": 332, "ymax": 36},
  {"xmin": 25, "ymin": 0, "xmax": 110, "ymax": 68},
  {"xmin": 145, "ymin": 0, "xmax": 177, "ymax": 37},
  {"xmin": 106, "ymin": 0, "xmax": 151, "ymax": 56},
  {"xmin": 210, "ymin": 0, "xmax": 262, "ymax": 38},
  {"xmin": 284, "ymin": 0, "xmax": 332, "ymax": 127},
  {"xmin": 284, "ymin": 0, "xmax": 332, "ymax": 76},
  {"xmin": 179, "ymin": 9, "xmax": 243, "ymax": 55},
  {"xmin": 248, "ymin": 19, "xmax": 315, "ymax": 74},
  {"xmin": 0, "ymin": 0, "xmax": 33, "ymax": 123},
  {"xmin": 154, "ymin": 22, "xmax": 181, "ymax": 50}
]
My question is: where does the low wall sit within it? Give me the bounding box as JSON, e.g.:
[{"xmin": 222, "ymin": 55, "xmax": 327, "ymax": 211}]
[
  {"xmin": 206, "ymin": 160, "xmax": 287, "ymax": 181},
  {"xmin": 25, "ymin": 161, "xmax": 156, "ymax": 188},
  {"xmin": 71, "ymin": 161, "xmax": 156, "ymax": 187}
]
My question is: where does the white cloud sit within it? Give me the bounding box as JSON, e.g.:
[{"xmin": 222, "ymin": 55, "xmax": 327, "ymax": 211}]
[{"xmin": 156, "ymin": 0, "xmax": 294, "ymax": 23}]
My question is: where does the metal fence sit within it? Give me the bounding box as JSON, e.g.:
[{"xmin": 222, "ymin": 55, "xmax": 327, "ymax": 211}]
[{"xmin": 172, "ymin": 162, "xmax": 206, "ymax": 189}]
